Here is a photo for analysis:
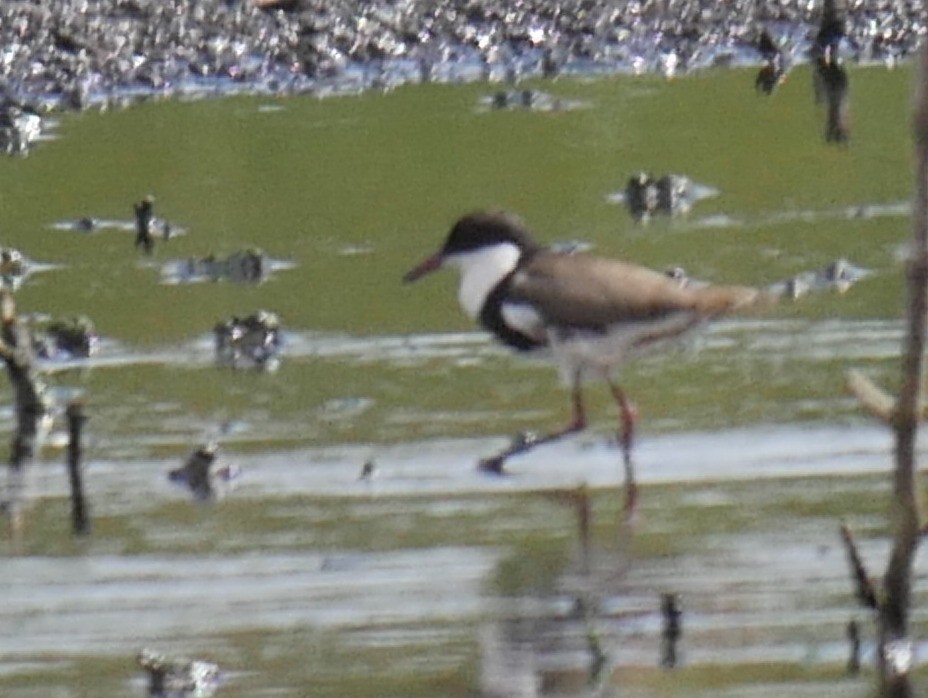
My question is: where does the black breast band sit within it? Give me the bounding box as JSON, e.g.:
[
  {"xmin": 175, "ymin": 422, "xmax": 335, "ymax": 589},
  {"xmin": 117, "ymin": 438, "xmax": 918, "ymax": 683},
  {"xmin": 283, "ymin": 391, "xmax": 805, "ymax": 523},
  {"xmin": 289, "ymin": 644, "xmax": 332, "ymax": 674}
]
[{"xmin": 478, "ymin": 273, "xmax": 545, "ymax": 352}]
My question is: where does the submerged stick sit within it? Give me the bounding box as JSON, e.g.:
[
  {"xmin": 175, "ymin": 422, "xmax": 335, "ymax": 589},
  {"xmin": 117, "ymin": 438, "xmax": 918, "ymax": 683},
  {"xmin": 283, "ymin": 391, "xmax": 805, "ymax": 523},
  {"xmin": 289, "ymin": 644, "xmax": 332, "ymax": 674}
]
[
  {"xmin": 840, "ymin": 523, "xmax": 879, "ymax": 611},
  {"xmin": 848, "ymin": 619, "xmax": 862, "ymax": 675},
  {"xmin": 66, "ymin": 402, "xmax": 90, "ymax": 536},
  {"xmin": 660, "ymin": 592, "xmax": 682, "ymax": 669}
]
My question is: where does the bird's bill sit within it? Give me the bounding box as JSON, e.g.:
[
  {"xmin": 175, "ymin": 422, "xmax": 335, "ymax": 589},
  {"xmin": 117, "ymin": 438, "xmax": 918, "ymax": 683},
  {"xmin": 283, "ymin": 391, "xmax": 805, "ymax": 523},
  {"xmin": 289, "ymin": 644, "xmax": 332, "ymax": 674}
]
[{"xmin": 403, "ymin": 253, "xmax": 443, "ymax": 283}]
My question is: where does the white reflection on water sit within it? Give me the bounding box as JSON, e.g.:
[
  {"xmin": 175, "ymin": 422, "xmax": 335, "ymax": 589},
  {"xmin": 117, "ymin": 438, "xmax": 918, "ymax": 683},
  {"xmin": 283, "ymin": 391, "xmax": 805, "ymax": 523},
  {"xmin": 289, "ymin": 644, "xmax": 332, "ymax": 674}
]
[
  {"xmin": 2, "ymin": 312, "xmax": 919, "ymax": 694},
  {"xmin": 3, "ymin": 420, "xmax": 926, "ymax": 695},
  {"xmin": 0, "ymin": 547, "xmax": 496, "ymax": 659},
  {"xmin": 32, "ymin": 318, "xmax": 905, "ymax": 377},
  {"xmin": 14, "ymin": 421, "xmax": 901, "ymax": 509},
  {"xmin": 685, "ymin": 200, "xmax": 912, "ymax": 229}
]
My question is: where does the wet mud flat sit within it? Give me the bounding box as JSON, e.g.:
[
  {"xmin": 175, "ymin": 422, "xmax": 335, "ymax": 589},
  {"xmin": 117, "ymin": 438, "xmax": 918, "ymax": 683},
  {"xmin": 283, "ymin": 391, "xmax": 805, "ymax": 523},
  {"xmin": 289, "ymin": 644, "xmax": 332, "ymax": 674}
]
[
  {"xmin": 0, "ymin": 215, "xmax": 917, "ymax": 695},
  {"xmin": 0, "ymin": 36, "xmax": 919, "ymax": 697},
  {"xmin": 2, "ymin": 421, "xmax": 927, "ymax": 696}
]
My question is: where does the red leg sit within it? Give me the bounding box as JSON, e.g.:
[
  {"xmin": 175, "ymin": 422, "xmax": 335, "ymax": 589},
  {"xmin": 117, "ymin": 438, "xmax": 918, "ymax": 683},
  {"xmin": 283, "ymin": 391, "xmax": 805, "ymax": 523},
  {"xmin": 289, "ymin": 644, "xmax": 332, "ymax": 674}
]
[
  {"xmin": 608, "ymin": 382, "xmax": 639, "ymax": 519},
  {"xmin": 479, "ymin": 377, "xmax": 586, "ymax": 474},
  {"xmin": 609, "ymin": 384, "xmax": 637, "ymax": 457}
]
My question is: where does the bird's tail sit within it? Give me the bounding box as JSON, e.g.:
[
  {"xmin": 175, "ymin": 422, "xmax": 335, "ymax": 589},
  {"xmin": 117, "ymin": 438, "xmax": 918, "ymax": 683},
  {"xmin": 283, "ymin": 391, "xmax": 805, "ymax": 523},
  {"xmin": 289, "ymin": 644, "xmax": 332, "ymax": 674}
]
[
  {"xmin": 688, "ymin": 258, "xmax": 868, "ymax": 316},
  {"xmin": 692, "ymin": 284, "xmax": 777, "ymax": 316}
]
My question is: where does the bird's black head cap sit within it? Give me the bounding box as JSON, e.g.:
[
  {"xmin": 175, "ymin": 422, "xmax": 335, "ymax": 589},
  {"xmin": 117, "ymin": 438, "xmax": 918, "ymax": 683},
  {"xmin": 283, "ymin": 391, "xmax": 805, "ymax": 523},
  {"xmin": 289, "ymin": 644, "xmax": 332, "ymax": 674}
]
[{"xmin": 442, "ymin": 210, "xmax": 542, "ymax": 257}]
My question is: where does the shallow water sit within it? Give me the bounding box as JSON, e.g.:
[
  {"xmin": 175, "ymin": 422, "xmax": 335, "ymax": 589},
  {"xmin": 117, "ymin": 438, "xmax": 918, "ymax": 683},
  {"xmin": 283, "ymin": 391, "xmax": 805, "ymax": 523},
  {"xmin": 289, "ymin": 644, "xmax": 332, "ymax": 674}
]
[
  {"xmin": 13, "ymin": 316, "xmax": 903, "ymax": 464},
  {"xmin": 0, "ymin": 547, "xmax": 497, "ymax": 657},
  {"xmin": 13, "ymin": 421, "xmax": 898, "ymax": 502},
  {"xmin": 684, "ymin": 200, "xmax": 912, "ymax": 230},
  {"xmin": 3, "ymin": 423, "xmax": 926, "ymax": 696},
  {"xmin": 0, "ymin": 67, "xmax": 924, "ymax": 696}
]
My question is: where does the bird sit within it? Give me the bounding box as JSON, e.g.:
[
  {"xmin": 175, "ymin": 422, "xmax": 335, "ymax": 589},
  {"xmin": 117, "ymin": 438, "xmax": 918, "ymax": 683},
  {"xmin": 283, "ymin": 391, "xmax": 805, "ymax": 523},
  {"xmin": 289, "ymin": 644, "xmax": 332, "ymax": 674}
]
[{"xmin": 403, "ymin": 210, "xmax": 773, "ymax": 505}]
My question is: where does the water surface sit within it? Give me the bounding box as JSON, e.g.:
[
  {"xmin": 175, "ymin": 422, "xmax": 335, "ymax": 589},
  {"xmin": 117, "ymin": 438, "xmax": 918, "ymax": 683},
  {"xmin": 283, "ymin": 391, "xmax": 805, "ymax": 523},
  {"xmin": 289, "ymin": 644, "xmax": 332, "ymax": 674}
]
[{"xmin": 0, "ymin": 66, "xmax": 923, "ymax": 696}]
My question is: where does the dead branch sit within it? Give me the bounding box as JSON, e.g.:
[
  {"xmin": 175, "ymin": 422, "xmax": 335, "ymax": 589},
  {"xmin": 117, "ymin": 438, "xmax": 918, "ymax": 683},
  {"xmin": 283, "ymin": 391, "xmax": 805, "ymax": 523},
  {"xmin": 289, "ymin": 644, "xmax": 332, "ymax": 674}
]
[
  {"xmin": 839, "ymin": 522, "xmax": 879, "ymax": 611},
  {"xmin": 846, "ymin": 369, "xmax": 895, "ymax": 423},
  {"xmin": 872, "ymin": 35, "xmax": 928, "ymax": 697},
  {"xmin": 66, "ymin": 402, "xmax": 90, "ymax": 536},
  {"xmin": 0, "ymin": 289, "xmax": 49, "ymax": 540},
  {"xmin": 842, "ymin": 40, "xmax": 928, "ymax": 697}
]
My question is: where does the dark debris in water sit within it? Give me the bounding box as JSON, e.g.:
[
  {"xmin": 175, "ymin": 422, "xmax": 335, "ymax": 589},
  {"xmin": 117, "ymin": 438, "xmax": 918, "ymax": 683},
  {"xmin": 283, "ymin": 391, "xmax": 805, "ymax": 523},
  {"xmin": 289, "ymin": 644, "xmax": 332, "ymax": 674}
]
[
  {"xmin": 167, "ymin": 442, "xmax": 242, "ymax": 502},
  {"xmin": 161, "ymin": 249, "xmax": 296, "ymax": 285},
  {"xmin": 358, "ymin": 458, "xmax": 376, "ymax": 481},
  {"xmin": 214, "ymin": 310, "xmax": 283, "ymax": 372},
  {"xmin": 137, "ymin": 647, "xmax": 221, "ymax": 698},
  {"xmin": 607, "ymin": 174, "xmax": 719, "ymax": 222},
  {"xmin": 0, "ymin": 247, "xmax": 31, "ymax": 290},
  {"xmin": 479, "ymin": 88, "xmax": 590, "ymax": 112},
  {"xmin": 623, "ymin": 172, "xmax": 704, "ymax": 222},
  {"xmin": 0, "ymin": 247, "xmax": 59, "ymax": 291},
  {"xmin": 26, "ymin": 314, "xmax": 99, "ymax": 361}
]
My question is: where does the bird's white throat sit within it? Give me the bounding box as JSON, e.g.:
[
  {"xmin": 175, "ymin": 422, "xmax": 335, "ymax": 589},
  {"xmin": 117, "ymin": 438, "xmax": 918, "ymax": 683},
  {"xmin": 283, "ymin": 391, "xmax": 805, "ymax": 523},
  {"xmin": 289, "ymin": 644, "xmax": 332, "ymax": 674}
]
[{"xmin": 448, "ymin": 242, "xmax": 522, "ymax": 320}]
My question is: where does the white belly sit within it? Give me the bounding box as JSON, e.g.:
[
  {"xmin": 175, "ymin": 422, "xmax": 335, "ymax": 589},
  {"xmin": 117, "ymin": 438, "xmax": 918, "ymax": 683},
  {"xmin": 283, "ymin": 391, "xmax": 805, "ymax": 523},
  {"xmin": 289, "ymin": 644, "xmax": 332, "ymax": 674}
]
[{"xmin": 546, "ymin": 312, "xmax": 703, "ymax": 383}]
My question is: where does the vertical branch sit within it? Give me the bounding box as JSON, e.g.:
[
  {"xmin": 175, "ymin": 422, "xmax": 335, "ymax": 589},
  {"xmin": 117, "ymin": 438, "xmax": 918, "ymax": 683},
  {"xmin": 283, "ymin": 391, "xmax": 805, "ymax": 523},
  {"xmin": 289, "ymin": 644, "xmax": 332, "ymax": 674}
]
[
  {"xmin": 0, "ymin": 289, "xmax": 48, "ymax": 542},
  {"xmin": 660, "ymin": 592, "xmax": 682, "ymax": 669},
  {"xmin": 1, "ymin": 291, "xmax": 46, "ymax": 473},
  {"xmin": 847, "ymin": 620, "xmax": 862, "ymax": 675},
  {"xmin": 878, "ymin": 39, "xmax": 928, "ymax": 696},
  {"xmin": 66, "ymin": 402, "xmax": 90, "ymax": 536}
]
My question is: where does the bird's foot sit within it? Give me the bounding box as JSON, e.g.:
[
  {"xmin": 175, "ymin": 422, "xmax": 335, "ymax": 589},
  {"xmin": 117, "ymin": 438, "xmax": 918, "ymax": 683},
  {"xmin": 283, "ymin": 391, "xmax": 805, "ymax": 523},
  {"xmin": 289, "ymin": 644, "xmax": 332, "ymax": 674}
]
[{"xmin": 477, "ymin": 455, "xmax": 508, "ymax": 476}]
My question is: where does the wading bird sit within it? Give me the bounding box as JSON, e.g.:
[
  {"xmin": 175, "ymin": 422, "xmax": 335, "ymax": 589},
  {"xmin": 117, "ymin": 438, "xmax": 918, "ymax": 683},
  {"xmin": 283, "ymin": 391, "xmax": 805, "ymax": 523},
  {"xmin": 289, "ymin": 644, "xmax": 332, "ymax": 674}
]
[{"xmin": 404, "ymin": 210, "xmax": 772, "ymax": 510}]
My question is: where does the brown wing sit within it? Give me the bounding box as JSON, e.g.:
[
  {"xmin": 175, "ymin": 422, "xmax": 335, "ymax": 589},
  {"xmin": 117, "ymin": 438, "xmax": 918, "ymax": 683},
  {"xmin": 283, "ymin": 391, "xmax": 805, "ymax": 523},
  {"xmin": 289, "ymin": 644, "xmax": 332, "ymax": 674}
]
[{"xmin": 508, "ymin": 251, "xmax": 761, "ymax": 328}]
